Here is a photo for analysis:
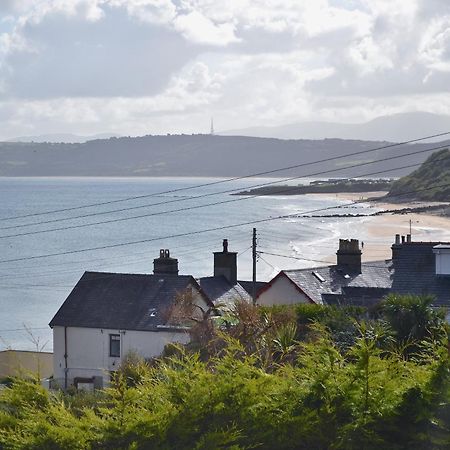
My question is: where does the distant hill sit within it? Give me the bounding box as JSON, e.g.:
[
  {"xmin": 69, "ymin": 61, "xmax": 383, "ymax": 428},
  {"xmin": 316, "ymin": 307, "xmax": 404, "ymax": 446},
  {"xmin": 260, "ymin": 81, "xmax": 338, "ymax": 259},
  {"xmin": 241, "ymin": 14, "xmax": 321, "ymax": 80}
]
[
  {"xmin": 0, "ymin": 134, "xmax": 448, "ymax": 178},
  {"xmin": 221, "ymin": 112, "xmax": 450, "ymax": 142},
  {"xmin": 7, "ymin": 132, "xmax": 121, "ymax": 143},
  {"xmin": 386, "ymin": 149, "xmax": 450, "ymax": 202}
]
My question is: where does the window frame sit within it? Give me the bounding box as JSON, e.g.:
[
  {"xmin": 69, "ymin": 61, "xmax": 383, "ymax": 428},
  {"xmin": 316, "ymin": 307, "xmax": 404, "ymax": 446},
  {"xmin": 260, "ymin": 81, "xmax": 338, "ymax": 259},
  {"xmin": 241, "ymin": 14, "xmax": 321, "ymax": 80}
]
[{"xmin": 109, "ymin": 333, "xmax": 121, "ymax": 357}]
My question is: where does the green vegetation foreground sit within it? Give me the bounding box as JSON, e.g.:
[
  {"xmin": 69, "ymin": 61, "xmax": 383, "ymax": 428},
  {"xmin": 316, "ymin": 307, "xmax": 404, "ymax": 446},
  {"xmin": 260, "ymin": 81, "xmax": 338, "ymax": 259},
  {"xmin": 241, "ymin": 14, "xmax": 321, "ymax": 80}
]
[{"xmin": 1, "ymin": 295, "xmax": 450, "ymax": 449}]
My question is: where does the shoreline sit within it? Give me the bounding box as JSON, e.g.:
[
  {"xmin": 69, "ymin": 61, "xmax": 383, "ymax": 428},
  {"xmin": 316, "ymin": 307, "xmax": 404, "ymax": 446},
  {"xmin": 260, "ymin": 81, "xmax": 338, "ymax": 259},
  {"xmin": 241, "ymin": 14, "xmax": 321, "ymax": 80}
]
[{"xmin": 307, "ymin": 191, "xmax": 450, "ymax": 262}]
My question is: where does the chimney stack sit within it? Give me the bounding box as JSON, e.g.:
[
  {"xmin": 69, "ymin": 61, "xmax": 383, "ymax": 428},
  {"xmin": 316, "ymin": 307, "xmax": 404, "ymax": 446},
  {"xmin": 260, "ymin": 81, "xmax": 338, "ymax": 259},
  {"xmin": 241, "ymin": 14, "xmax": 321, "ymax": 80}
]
[
  {"xmin": 336, "ymin": 239, "xmax": 362, "ymax": 274},
  {"xmin": 214, "ymin": 239, "xmax": 237, "ymax": 284},
  {"xmin": 153, "ymin": 249, "xmax": 179, "ymax": 275},
  {"xmin": 391, "ymin": 234, "xmax": 403, "ymax": 261}
]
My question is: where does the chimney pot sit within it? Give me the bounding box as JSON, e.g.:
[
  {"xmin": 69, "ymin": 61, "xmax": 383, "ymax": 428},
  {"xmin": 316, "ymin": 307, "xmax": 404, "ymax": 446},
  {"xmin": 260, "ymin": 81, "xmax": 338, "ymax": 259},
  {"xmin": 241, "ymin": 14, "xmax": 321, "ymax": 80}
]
[
  {"xmin": 406, "ymin": 234, "xmax": 411, "ymax": 243},
  {"xmin": 154, "ymin": 249, "xmax": 178, "ymax": 275},
  {"xmin": 223, "ymin": 239, "xmax": 228, "ymax": 253},
  {"xmin": 392, "ymin": 235, "xmax": 403, "ymax": 261}
]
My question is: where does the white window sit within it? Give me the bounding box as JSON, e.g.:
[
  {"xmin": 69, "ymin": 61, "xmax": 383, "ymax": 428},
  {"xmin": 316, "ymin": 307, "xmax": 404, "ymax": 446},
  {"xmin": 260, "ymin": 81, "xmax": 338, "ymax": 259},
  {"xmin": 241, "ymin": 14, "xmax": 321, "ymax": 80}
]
[{"xmin": 109, "ymin": 334, "xmax": 120, "ymax": 357}]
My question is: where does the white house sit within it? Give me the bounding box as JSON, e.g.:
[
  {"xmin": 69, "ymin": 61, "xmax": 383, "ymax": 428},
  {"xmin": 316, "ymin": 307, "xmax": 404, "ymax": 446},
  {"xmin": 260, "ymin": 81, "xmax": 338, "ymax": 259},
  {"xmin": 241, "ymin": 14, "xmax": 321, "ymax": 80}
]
[
  {"xmin": 257, "ymin": 236, "xmax": 450, "ymax": 308},
  {"xmin": 257, "ymin": 239, "xmax": 392, "ymax": 307},
  {"xmin": 49, "ymin": 241, "xmax": 253, "ymax": 390},
  {"xmin": 49, "ymin": 249, "xmax": 211, "ymax": 389}
]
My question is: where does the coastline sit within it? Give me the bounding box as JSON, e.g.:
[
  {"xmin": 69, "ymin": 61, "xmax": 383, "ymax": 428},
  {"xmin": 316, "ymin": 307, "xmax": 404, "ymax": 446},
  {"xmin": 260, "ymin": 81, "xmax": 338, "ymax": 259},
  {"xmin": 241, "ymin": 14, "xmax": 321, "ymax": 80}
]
[{"xmin": 307, "ymin": 191, "xmax": 450, "ymax": 262}]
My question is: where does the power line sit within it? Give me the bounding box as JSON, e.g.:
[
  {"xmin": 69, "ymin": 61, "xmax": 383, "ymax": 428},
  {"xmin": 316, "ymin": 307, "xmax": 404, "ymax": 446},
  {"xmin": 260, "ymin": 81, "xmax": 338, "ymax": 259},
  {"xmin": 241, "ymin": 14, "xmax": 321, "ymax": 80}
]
[
  {"xmin": 1, "ymin": 144, "xmax": 448, "ymax": 239},
  {"xmin": 258, "ymin": 234, "xmax": 391, "ymax": 251},
  {"xmin": 0, "ymin": 327, "xmax": 49, "ymax": 333},
  {"xmin": 258, "ymin": 250, "xmax": 391, "ymax": 268},
  {"xmin": 0, "ymin": 232, "xmax": 247, "ymax": 276},
  {"xmin": 0, "ymin": 241, "xmax": 254, "ymax": 290},
  {"xmin": 0, "ymin": 235, "xmax": 252, "ymax": 284},
  {"xmin": 0, "ymin": 179, "xmax": 448, "ymax": 266},
  {"xmin": 2, "ymin": 142, "xmax": 449, "ymax": 233},
  {"xmin": 2, "ymin": 131, "xmax": 449, "ymax": 223},
  {"xmin": 258, "ymin": 254, "xmax": 276, "ymax": 271}
]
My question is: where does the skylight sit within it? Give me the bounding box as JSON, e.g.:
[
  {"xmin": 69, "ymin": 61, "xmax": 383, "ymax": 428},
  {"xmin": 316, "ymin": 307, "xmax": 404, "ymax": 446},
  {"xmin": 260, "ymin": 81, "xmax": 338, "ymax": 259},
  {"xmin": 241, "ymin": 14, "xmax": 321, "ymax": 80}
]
[{"xmin": 312, "ymin": 271, "xmax": 325, "ymax": 282}]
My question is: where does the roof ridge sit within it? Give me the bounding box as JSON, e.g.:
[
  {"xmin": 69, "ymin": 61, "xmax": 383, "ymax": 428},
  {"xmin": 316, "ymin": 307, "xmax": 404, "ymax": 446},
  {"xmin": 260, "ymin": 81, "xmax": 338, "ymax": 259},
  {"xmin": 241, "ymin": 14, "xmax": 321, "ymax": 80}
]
[{"xmin": 83, "ymin": 271, "xmax": 193, "ymax": 278}]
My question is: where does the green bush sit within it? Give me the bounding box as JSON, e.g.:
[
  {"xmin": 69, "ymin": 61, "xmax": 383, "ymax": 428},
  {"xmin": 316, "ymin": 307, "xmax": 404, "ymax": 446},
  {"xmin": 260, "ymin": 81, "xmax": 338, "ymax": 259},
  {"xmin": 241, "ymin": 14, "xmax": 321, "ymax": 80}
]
[{"xmin": 1, "ymin": 297, "xmax": 449, "ymax": 449}]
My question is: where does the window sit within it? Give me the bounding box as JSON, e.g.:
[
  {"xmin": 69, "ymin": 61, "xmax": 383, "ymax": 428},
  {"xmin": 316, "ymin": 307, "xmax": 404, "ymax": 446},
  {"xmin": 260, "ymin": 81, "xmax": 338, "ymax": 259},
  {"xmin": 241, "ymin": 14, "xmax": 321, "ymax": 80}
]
[
  {"xmin": 312, "ymin": 271, "xmax": 325, "ymax": 283},
  {"xmin": 109, "ymin": 334, "xmax": 120, "ymax": 357}
]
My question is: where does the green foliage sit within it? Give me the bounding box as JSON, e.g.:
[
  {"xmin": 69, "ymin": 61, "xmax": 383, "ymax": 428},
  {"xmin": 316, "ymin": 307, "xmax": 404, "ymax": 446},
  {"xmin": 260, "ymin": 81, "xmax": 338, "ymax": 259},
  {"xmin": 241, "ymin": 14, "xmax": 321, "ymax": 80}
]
[
  {"xmin": 387, "ymin": 148, "xmax": 450, "ymax": 201},
  {"xmin": 0, "ymin": 296, "xmax": 449, "ymax": 449},
  {"xmin": 293, "ymin": 303, "xmax": 366, "ymax": 351},
  {"xmin": 115, "ymin": 350, "xmax": 151, "ymax": 387},
  {"xmin": 381, "ymin": 294, "xmax": 447, "ymax": 357}
]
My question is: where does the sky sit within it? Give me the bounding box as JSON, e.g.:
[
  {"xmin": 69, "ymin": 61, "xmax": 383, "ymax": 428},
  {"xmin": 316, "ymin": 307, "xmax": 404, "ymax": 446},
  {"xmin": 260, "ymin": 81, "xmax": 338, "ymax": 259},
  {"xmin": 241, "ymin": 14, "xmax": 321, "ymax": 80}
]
[{"xmin": 1, "ymin": 0, "xmax": 450, "ymax": 139}]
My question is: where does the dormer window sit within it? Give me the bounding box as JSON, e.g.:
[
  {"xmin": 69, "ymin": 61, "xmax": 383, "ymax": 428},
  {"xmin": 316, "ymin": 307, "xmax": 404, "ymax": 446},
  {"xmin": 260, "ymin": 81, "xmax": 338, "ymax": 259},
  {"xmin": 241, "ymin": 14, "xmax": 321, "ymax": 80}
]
[{"xmin": 433, "ymin": 245, "xmax": 450, "ymax": 276}]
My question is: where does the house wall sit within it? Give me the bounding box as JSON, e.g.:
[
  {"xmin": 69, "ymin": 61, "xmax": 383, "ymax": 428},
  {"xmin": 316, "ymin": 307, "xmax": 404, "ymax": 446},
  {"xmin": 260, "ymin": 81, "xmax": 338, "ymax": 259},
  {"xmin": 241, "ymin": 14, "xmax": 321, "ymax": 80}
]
[
  {"xmin": 53, "ymin": 326, "xmax": 190, "ymax": 387},
  {"xmin": 435, "ymin": 251, "xmax": 450, "ymax": 275},
  {"xmin": 257, "ymin": 275, "xmax": 311, "ymax": 306},
  {"xmin": 0, "ymin": 350, "xmax": 53, "ymax": 379}
]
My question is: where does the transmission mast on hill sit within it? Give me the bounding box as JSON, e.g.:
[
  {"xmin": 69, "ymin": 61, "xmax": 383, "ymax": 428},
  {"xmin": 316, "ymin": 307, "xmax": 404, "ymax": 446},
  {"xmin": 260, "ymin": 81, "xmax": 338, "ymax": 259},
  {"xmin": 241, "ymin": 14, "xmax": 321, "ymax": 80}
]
[{"xmin": 210, "ymin": 117, "xmax": 214, "ymax": 135}]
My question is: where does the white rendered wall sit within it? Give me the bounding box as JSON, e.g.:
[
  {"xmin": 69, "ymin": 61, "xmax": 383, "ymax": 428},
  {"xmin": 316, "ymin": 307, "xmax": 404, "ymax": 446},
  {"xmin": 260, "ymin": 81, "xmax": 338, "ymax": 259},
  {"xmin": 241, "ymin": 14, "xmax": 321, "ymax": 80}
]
[
  {"xmin": 53, "ymin": 326, "xmax": 190, "ymax": 384},
  {"xmin": 434, "ymin": 249, "xmax": 450, "ymax": 275},
  {"xmin": 52, "ymin": 284, "xmax": 208, "ymax": 386},
  {"xmin": 257, "ymin": 274, "xmax": 311, "ymax": 306}
]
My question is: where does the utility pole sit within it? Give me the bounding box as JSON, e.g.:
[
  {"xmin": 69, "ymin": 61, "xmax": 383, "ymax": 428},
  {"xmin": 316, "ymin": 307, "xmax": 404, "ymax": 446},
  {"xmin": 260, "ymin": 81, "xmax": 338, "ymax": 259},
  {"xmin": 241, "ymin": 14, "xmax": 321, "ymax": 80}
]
[
  {"xmin": 252, "ymin": 227, "xmax": 257, "ymax": 304},
  {"xmin": 409, "ymin": 219, "xmax": 419, "ymax": 237}
]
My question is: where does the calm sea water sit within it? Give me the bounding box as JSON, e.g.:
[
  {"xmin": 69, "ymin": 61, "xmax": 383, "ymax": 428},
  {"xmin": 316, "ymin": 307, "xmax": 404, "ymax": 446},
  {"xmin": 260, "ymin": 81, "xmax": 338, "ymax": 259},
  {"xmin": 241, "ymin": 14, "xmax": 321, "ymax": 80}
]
[{"xmin": 0, "ymin": 177, "xmax": 375, "ymax": 350}]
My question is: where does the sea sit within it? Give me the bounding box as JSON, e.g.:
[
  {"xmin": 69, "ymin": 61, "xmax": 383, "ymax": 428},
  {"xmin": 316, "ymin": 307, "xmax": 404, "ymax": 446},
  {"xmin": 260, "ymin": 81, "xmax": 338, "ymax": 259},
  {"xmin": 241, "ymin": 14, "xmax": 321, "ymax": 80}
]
[{"xmin": 0, "ymin": 177, "xmax": 379, "ymax": 351}]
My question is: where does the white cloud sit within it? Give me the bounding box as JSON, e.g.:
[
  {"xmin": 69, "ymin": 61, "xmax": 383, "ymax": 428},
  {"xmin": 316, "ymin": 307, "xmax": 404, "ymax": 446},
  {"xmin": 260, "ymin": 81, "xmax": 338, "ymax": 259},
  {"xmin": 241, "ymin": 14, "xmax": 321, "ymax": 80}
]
[
  {"xmin": 419, "ymin": 16, "xmax": 450, "ymax": 72},
  {"xmin": 109, "ymin": 0, "xmax": 176, "ymax": 25},
  {"xmin": 174, "ymin": 10, "xmax": 239, "ymax": 46},
  {"xmin": 347, "ymin": 36, "xmax": 394, "ymax": 75},
  {"xmin": 1, "ymin": 0, "xmax": 450, "ymax": 138}
]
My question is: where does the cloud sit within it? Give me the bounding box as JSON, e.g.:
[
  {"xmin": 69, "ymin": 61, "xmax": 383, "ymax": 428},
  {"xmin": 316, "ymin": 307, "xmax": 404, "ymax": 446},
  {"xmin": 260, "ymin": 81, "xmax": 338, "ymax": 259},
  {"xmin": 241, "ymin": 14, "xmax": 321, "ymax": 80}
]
[
  {"xmin": 419, "ymin": 16, "xmax": 450, "ymax": 72},
  {"xmin": 0, "ymin": 5, "xmax": 199, "ymax": 99},
  {"xmin": 174, "ymin": 10, "xmax": 239, "ymax": 46},
  {"xmin": 109, "ymin": 0, "xmax": 177, "ymax": 25},
  {"xmin": 1, "ymin": 0, "xmax": 450, "ymax": 139}
]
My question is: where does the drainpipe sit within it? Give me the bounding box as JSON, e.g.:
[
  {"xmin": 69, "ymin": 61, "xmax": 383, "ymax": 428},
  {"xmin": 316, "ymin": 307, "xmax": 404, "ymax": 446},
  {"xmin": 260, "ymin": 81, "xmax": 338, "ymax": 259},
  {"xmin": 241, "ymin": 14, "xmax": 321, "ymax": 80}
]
[{"xmin": 64, "ymin": 326, "xmax": 68, "ymax": 390}]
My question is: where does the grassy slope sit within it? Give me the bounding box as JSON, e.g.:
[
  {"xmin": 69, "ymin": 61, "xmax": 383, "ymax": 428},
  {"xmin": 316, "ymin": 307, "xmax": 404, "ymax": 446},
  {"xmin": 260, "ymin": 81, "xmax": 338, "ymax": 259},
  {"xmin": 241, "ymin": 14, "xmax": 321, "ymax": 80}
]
[{"xmin": 387, "ymin": 149, "xmax": 450, "ymax": 201}]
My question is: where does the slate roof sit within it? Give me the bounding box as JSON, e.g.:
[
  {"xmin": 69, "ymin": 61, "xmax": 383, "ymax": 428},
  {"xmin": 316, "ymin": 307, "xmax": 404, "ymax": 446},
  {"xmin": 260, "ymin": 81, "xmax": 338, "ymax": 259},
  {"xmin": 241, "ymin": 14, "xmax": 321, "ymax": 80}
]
[
  {"xmin": 262, "ymin": 260, "xmax": 393, "ymax": 305},
  {"xmin": 324, "ymin": 287, "xmax": 392, "ymax": 307},
  {"xmin": 237, "ymin": 280, "xmax": 268, "ymax": 297},
  {"xmin": 198, "ymin": 276, "xmax": 252, "ymax": 308},
  {"xmin": 49, "ymin": 271, "xmax": 210, "ymax": 332},
  {"xmin": 391, "ymin": 242, "xmax": 450, "ymax": 306}
]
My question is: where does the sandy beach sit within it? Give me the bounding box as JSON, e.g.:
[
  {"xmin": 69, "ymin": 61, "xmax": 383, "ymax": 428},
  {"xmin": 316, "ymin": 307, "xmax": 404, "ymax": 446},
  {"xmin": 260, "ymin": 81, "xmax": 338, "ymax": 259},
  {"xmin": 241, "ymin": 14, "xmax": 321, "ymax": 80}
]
[{"xmin": 309, "ymin": 192, "xmax": 450, "ymax": 262}]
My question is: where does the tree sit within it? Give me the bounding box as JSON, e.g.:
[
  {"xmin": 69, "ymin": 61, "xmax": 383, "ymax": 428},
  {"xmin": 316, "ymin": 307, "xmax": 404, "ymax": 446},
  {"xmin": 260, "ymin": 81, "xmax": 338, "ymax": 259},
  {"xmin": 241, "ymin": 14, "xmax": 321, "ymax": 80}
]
[{"xmin": 381, "ymin": 294, "xmax": 447, "ymax": 357}]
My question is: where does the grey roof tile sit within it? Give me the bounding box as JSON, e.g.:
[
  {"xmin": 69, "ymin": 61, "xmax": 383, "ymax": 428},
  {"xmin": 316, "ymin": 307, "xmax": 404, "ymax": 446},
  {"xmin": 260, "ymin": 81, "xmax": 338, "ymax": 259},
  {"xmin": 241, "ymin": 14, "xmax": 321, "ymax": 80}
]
[
  {"xmin": 49, "ymin": 272, "xmax": 208, "ymax": 331},
  {"xmin": 237, "ymin": 280, "xmax": 268, "ymax": 297},
  {"xmin": 281, "ymin": 260, "xmax": 393, "ymax": 305},
  {"xmin": 198, "ymin": 276, "xmax": 252, "ymax": 307},
  {"xmin": 391, "ymin": 242, "xmax": 450, "ymax": 306}
]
